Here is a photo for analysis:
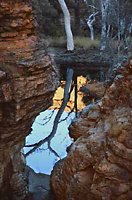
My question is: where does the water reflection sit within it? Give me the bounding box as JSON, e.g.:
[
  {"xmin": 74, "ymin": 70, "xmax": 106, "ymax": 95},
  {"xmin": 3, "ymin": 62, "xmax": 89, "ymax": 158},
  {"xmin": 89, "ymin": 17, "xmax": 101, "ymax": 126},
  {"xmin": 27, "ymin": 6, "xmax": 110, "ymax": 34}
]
[{"xmin": 24, "ymin": 110, "xmax": 75, "ymax": 175}]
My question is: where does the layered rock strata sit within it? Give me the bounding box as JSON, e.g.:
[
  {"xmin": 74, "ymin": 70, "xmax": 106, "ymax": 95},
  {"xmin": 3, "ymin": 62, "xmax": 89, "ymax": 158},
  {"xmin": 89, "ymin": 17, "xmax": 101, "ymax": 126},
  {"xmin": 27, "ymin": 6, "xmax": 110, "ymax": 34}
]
[
  {"xmin": 51, "ymin": 60, "xmax": 132, "ymax": 200},
  {"xmin": 0, "ymin": 1, "xmax": 59, "ymax": 199}
]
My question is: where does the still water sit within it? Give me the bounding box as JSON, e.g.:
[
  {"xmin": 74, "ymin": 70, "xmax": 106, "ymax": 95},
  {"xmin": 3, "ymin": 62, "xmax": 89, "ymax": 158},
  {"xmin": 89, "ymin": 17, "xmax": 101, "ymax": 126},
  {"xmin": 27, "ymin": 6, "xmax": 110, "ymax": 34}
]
[{"xmin": 24, "ymin": 110, "xmax": 75, "ymax": 175}]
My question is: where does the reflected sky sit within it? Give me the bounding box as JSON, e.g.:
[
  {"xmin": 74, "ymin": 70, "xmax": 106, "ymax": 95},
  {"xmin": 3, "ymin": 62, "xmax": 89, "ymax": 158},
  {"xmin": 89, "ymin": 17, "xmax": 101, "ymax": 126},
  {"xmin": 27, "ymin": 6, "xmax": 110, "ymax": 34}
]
[{"xmin": 24, "ymin": 110, "xmax": 75, "ymax": 175}]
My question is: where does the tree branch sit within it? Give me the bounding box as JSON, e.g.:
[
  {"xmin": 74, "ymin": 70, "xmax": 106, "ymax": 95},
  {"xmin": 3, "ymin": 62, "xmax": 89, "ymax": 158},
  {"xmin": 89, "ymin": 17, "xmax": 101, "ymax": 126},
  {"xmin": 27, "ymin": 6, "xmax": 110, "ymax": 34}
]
[{"xmin": 25, "ymin": 68, "xmax": 74, "ymax": 157}]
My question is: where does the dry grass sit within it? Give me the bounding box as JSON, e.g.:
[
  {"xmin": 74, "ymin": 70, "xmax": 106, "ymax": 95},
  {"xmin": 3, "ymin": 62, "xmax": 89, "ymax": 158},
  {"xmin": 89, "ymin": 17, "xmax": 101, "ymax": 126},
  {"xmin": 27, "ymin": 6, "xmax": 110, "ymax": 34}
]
[
  {"xmin": 47, "ymin": 36, "xmax": 66, "ymax": 47},
  {"xmin": 74, "ymin": 36, "xmax": 99, "ymax": 49},
  {"xmin": 47, "ymin": 36, "xmax": 99, "ymax": 49}
]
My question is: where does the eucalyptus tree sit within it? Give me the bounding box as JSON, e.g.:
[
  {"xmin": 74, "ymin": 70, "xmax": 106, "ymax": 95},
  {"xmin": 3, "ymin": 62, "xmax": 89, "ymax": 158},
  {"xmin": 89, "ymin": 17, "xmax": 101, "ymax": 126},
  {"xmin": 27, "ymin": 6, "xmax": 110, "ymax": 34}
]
[
  {"xmin": 83, "ymin": 0, "xmax": 99, "ymax": 40},
  {"xmin": 100, "ymin": 0, "xmax": 109, "ymax": 50},
  {"xmin": 86, "ymin": 11, "xmax": 98, "ymax": 40},
  {"xmin": 58, "ymin": 0, "xmax": 74, "ymax": 51}
]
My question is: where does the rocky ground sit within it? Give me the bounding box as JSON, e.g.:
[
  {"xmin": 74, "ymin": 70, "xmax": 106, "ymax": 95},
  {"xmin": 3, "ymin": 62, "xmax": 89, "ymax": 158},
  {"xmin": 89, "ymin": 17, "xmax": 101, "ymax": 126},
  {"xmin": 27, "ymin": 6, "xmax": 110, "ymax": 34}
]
[
  {"xmin": 48, "ymin": 47, "xmax": 113, "ymax": 80},
  {"xmin": 26, "ymin": 167, "xmax": 54, "ymax": 200}
]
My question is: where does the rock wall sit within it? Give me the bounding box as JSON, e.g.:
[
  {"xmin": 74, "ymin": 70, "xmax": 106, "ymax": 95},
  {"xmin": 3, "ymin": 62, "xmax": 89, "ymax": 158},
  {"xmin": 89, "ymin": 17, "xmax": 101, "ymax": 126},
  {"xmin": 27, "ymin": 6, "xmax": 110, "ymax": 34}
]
[
  {"xmin": 51, "ymin": 60, "xmax": 132, "ymax": 200},
  {"xmin": 0, "ymin": 1, "xmax": 59, "ymax": 199}
]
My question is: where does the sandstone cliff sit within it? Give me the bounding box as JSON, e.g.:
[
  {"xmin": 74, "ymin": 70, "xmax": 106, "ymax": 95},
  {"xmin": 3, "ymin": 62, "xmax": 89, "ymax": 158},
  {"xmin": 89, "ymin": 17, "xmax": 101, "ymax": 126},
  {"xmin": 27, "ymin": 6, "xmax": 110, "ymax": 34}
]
[
  {"xmin": 0, "ymin": 1, "xmax": 59, "ymax": 199},
  {"xmin": 51, "ymin": 60, "xmax": 132, "ymax": 200}
]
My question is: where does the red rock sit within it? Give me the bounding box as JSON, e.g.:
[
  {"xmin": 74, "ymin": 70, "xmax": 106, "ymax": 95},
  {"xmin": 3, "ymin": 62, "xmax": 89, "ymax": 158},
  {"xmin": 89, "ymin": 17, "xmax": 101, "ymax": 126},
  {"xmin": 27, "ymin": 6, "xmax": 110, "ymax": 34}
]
[
  {"xmin": 51, "ymin": 60, "xmax": 132, "ymax": 200},
  {"xmin": 0, "ymin": 0, "xmax": 59, "ymax": 199}
]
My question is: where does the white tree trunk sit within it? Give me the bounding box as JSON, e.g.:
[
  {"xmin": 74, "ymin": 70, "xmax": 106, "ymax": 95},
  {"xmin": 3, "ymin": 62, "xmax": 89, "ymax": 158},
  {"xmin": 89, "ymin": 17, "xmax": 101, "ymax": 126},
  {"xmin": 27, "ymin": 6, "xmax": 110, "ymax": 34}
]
[
  {"xmin": 86, "ymin": 12, "xmax": 98, "ymax": 40},
  {"xmin": 89, "ymin": 23, "xmax": 94, "ymax": 40},
  {"xmin": 58, "ymin": 0, "xmax": 74, "ymax": 51},
  {"xmin": 100, "ymin": 0, "xmax": 109, "ymax": 50}
]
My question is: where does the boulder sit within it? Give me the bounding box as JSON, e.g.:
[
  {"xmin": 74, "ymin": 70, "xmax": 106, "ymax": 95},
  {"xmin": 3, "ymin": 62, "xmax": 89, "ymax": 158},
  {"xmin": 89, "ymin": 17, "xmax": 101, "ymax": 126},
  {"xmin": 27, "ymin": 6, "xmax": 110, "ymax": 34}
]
[{"xmin": 51, "ymin": 59, "xmax": 132, "ymax": 200}]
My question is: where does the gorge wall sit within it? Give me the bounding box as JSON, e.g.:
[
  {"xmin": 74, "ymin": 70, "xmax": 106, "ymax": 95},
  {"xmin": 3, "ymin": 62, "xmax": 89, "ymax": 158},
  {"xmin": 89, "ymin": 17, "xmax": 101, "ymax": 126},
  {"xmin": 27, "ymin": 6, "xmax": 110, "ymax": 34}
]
[
  {"xmin": 51, "ymin": 60, "xmax": 132, "ymax": 200},
  {"xmin": 0, "ymin": 0, "xmax": 59, "ymax": 199}
]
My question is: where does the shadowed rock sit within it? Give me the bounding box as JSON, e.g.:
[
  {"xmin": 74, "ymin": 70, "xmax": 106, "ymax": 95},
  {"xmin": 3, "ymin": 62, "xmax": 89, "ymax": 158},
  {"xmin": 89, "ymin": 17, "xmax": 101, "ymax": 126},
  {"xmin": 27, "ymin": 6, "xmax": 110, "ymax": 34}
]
[{"xmin": 26, "ymin": 167, "xmax": 54, "ymax": 200}]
